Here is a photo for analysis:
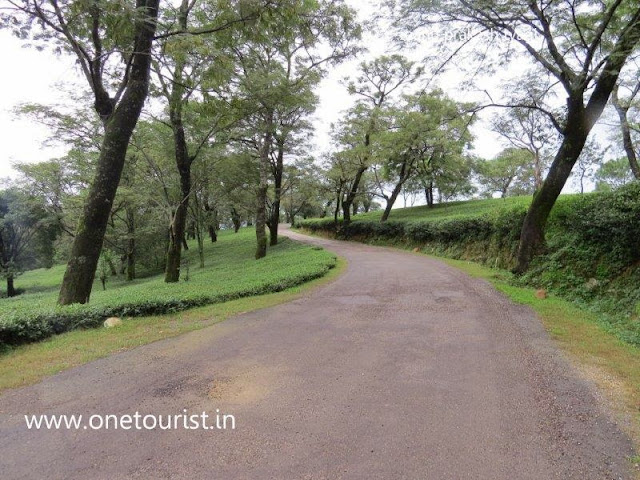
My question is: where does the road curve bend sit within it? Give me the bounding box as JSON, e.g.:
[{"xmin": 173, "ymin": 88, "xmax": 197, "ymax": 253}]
[{"xmin": 0, "ymin": 226, "xmax": 634, "ymax": 479}]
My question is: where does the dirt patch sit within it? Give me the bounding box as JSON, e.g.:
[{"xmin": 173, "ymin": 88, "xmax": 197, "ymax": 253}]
[{"xmin": 207, "ymin": 366, "xmax": 278, "ymax": 406}]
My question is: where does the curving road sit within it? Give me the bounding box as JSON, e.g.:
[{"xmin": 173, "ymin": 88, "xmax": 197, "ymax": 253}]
[{"xmin": 0, "ymin": 227, "xmax": 634, "ymax": 479}]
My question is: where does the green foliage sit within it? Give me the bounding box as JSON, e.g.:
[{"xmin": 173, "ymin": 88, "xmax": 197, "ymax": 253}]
[
  {"xmin": 594, "ymin": 157, "xmax": 636, "ymax": 191},
  {"xmin": 0, "ymin": 188, "xmax": 58, "ymax": 285},
  {"xmin": 0, "ymin": 229, "xmax": 336, "ymax": 347},
  {"xmin": 520, "ymin": 183, "xmax": 640, "ymax": 344},
  {"xmin": 474, "ymin": 148, "xmax": 535, "ymax": 198}
]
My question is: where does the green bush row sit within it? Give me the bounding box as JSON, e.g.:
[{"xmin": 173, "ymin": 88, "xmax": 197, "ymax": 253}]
[
  {"xmin": 298, "ymin": 208, "xmax": 527, "ymax": 266},
  {"xmin": 0, "ymin": 266, "xmax": 333, "ymax": 347}
]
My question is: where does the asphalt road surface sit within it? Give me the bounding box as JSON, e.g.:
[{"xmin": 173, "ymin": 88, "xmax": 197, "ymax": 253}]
[{"xmin": 0, "ymin": 227, "xmax": 634, "ymax": 479}]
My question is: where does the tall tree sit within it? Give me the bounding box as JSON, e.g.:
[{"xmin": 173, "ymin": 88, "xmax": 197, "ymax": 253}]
[
  {"xmin": 340, "ymin": 54, "xmax": 422, "ymax": 224},
  {"xmin": 0, "ymin": 189, "xmax": 56, "ymax": 297},
  {"xmin": 152, "ymin": 0, "xmax": 240, "ymax": 282},
  {"xmin": 611, "ymin": 66, "xmax": 640, "ymax": 179},
  {"xmin": 391, "ymin": 0, "xmax": 640, "ymax": 272},
  {"xmin": 228, "ymin": 0, "xmax": 360, "ymax": 258},
  {"xmin": 4, "ymin": 0, "xmax": 161, "ymax": 304}
]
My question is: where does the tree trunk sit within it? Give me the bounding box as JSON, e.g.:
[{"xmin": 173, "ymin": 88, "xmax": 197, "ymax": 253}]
[
  {"xmin": 165, "ymin": 194, "xmax": 189, "ymax": 282},
  {"xmin": 515, "ymin": 105, "xmax": 589, "ymax": 273},
  {"xmin": 126, "ymin": 205, "xmax": 136, "ymax": 281},
  {"xmin": 381, "ymin": 158, "xmax": 412, "ymax": 222},
  {"xmin": 231, "ymin": 208, "xmax": 241, "ymax": 233},
  {"xmin": 269, "ymin": 139, "xmax": 284, "ymax": 246},
  {"xmin": 164, "ymin": 128, "xmax": 192, "ymax": 282},
  {"xmin": 342, "ymin": 165, "xmax": 366, "ymax": 225},
  {"xmin": 6, "ymin": 275, "xmax": 15, "ymax": 298},
  {"xmin": 612, "ymin": 86, "xmax": 640, "ymax": 179},
  {"xmin": 58, "ymin": 0, "xmax": 159, "ymax": 305},
  {"xmin": 256, "ymin": 113, "xmax": 273, "ymax": 259},
  {"xmin": 163, "ymin": 0, "xmax": 194, "ymax": 282},
  {"xmin": 204, "ymin": 200, "xmax": 218, "ymax": 242},
  {"xmin": 381, "ymin": 184, "xmax": 403, "ymax": 222},
  {"xmin": 425, "ymin": 181, "xmax": 434, "ymax": 208},
  {"xmin": 196, "ymin": 223, "xmax": 205, "ymax": 269}
]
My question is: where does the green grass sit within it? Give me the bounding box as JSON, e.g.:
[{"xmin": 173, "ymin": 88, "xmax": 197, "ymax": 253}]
[
  {"xmin": 0, "ymin": 228, "xmax": 337, "ymax": 345},
  {"xmin": 359, "ymin": 196, "xmax": 535, "ymax": 222},
  {"xmin": 0, "ymin": 257, "xmax": 347, "ymax": 392}
]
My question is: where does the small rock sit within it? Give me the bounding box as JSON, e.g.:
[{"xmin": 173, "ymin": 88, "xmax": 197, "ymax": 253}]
[
  {"xmin": 585, "ymin": 278, "xmax": 599, "ymax": 290},
  {"xmin": 412, "ymin": 247, "xmax": 420, "ymax": 253},
  {"xmin": 535, "ymin": 289, "xmax": 547, "ymax": 300},
  {"xmin": 104, "ymin": 317, "xmax": 123, "ymax": 328}
]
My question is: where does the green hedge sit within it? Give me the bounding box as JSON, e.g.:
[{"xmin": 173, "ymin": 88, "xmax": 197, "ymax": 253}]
[
  {"xmin": 298, "ymin": 207, "xmax": 527, "ymax": 269},
  {"xmin": 0, "ymin": 267, "xmax": 334, "ymax": 347},
  {"xmin": 0, "ymin": 230, "xmax": 337, "ymax": 348}
]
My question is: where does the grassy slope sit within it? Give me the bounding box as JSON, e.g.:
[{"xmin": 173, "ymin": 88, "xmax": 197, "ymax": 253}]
[
  {"xmin": 0, "ymin": 228, "xmax": 337, "ymax": 328},
  {"xmin": 357, "ymin": 196, "xmax": 534, "ymax": 222}
]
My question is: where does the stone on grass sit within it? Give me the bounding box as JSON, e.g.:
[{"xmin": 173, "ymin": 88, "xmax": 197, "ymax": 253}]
[
  {"xmin": 104, "ymin": 317, "xmax": 123, "ymax": 328},
  {"xmin": 535, "ymin": 289, "xmax": 547, "ymax": 300}
]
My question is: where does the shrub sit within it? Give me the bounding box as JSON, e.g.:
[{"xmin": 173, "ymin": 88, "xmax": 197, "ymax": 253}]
[{"xmin": 0, "ymin": 230, "xmax": 337, "ymax": 348}]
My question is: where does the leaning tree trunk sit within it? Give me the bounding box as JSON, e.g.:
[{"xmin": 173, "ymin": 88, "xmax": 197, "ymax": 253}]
[
  {"xmin": 612, "ymin": 86, "xmax": 640, "ymax": 179},
  {"xmin": 58, "ymin": 0, "xmax": 159, "ymax": 305},
  {"xmin": 255, "ymin": 113, "xmax": 274, "ymax": 259},
  {"xmin": 58, "ymin": 116, "xmax": 146, "ymax": 303},
  {"xmin": 342, "ymin": 166, "xmax": 366, "ymax": 225},
  {"xmin": 515, "ymin": 108, "xmax": 589, "ymax": 273},
  {"xmin": 269, "ymin": 140, "xmax": 284, "ymax": 246},
  {"xmin": 381, "ymin": 184, "xmax": 404, "ymax": 222},
  {"xmin": 381, "ymin": 158, "xmax": 411, "ymax": 222}
]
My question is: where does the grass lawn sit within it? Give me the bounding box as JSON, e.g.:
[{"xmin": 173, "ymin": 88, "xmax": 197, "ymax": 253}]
[
  {"xmin": 357, "ymin": 195, "xmax": 534, "ymax": 222},
  {"xmin": 0, "ymin": 228, "xmax": 337, "ymax": 345}
]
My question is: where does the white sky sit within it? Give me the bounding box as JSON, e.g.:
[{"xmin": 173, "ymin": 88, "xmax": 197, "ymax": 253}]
[{"xmin": 0, "ymin": 0, "xmax": 618, "ymax": 193}]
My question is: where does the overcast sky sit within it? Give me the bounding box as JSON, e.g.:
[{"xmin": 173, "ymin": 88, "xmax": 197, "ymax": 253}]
[{"xmin": 0, "ymin": 0, "xmax": 615, "ymax": 192}]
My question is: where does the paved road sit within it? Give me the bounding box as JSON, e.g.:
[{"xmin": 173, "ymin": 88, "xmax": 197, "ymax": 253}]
[{"xmin": 0, "ymin": 228, "xmax": 634, "ymax": 479}]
